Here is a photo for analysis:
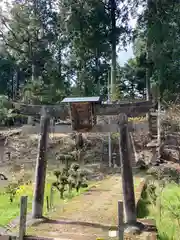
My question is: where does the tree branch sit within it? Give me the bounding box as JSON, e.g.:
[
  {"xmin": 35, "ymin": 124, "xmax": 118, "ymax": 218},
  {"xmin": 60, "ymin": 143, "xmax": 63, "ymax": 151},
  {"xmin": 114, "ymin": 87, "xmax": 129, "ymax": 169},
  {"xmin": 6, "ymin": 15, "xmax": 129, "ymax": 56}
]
[{"xmin": 0, "ymin": 29, "xmax": 26, "ymax": 54}]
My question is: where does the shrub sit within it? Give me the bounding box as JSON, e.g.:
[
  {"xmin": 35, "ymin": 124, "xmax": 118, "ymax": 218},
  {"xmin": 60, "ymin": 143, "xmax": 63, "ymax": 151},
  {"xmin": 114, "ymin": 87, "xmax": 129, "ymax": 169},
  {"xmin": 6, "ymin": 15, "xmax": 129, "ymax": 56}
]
[
  {"xmin": 5, "ymin": 182, "xmax": 19, "ymax": 203},
  {"xmin": 140, "ymin": 175, "xmax": 180, "ymax": 239},
  {"xmin": 52, "ymin": 163, "xmax": 88, "ymax": 199},
  {"xmin": 147, "ymin": 165, "xmax": 180, "ymax": 183}
]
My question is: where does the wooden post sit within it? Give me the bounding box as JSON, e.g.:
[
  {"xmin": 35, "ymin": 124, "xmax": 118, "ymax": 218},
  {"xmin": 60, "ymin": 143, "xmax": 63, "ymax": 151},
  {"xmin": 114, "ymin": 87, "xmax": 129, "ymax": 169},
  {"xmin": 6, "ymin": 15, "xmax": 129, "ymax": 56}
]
[
  {"xmin": 118, "ymin": 201, "xmax": 124, "ymax": 240},
  {"xmin": 157, "ymin": 96, "xmax": 161, "ymax": 160},
  {"xmin": 112, "ymin": 152, "xmax": 116, "ymax": 168},
  {"xmin": 118, "ymin": 114, "xmax": 143, "ymax": 232},
  {"xmin": 32, "ymin": 107, "xmax": 50, "ymax": 218},
  {"xmin": 46, "ymin": 196, "xmax": 49, "ymax": 212},
  {"xmin": 50, "ymin": 185, "xmax": 53, "ymax": 209},
  {"xmin": 19, "ymin": 196, "xmax": 28, "ymax": 240},
  {"xmin": 0, "ymin": 135, "xmax": 6, "ymax": 164}
]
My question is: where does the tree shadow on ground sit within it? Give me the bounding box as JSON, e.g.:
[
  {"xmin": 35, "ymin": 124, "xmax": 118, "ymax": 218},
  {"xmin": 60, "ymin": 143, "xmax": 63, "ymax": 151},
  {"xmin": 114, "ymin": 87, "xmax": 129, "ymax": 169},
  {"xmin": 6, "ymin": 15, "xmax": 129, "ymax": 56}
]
[{"xmin": 41, "ymin": 218, "xmax": 117, "ymax": 230}]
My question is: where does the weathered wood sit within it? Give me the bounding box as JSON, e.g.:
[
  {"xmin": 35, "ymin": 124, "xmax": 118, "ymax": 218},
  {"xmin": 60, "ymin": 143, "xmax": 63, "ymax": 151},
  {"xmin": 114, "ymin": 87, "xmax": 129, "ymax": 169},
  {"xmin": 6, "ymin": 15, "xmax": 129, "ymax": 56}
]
[
  {"xmin": 118, "ymin": 114, "xmax": 137, "ymax": 225},
  {"xmin": 118, "ymin": 201, "xmax": 124, "ymax": 240},
  {"xmin": 14, "ymin": 100, "xmax": 153, "ymax": 118},
  {"xmin": 13, "ymin": 102, "xmax": 69, "ymax": 119},
  {"xmin": 150, "ymin": 111, "xmax": 165, "ymax": 117},
  {"xmin": 70, "ymin": 102, "xmax": 96, "ymax": 131},
  {"xmin": 19, "ymin": 196, "xmax": 28, "ymax": 240},
  {"xmin": 50, "ymin": 186, "xmax": 53, "ymax": 209},
  {"xmin": 96, "ymin": 100, "xmax": 153, "ymax": 117},
  {"xmin": 46, "ymin": 196, "xmax": 49, "ymax": 212},
  {"xmin": 165, "ymin": 133, "xmax": 180, "ymax": 141},
  {"xmin": 0, "ymin": 136, "xmax": 6, "ymax": 165},
  {"xmin": 129, "ymin": 133, "xmax": 138, "ymax": 168},
  {"xmin": 164, "ymin": 145, "xmax": 180, "ymax": 150},
  {"xmin": 32, "ymin": 108, "xmax": 50, "ymax": 218}
]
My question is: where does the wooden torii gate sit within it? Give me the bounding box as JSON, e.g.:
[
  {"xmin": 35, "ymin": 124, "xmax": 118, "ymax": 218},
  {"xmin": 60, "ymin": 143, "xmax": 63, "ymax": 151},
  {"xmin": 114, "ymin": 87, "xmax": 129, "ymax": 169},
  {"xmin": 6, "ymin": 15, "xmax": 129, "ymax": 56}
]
[{"xmin": 14, "ymin": 97, "xmax": 153, "ymax": 232}]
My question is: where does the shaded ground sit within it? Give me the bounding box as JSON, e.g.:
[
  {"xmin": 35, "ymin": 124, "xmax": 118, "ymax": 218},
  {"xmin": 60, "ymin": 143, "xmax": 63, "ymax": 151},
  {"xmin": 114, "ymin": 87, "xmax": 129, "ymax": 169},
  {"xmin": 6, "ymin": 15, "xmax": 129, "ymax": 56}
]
[{"xmin": 26, "ymin": 175, "xmax": 147, "ymax": 240}]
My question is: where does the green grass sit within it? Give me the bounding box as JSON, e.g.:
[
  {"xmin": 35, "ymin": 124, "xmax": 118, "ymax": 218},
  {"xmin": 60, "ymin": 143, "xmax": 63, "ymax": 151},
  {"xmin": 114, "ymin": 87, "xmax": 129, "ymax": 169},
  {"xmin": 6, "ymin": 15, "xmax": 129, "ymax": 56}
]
[
  {"xmin": 0, "ymin": 172, "xmax": 143, "ymax": 228},
  {"xmin": 0, "ymin": 172, "xmax": 90, "ymax": 227},
  {"xmin": 137, "ymin": 182, "xmax": 180, "ymax": 240},
  {"xmin": 0, "ymin": 184, "xmax": 34, "ymax": 226}
]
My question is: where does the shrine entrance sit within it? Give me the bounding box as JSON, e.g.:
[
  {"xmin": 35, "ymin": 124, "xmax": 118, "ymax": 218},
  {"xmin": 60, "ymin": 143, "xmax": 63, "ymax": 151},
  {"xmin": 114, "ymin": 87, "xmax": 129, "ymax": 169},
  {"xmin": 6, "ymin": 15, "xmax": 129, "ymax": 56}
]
[{"xmin": 13, "ymin": 96, "xmax": 153, "ymax": 232}]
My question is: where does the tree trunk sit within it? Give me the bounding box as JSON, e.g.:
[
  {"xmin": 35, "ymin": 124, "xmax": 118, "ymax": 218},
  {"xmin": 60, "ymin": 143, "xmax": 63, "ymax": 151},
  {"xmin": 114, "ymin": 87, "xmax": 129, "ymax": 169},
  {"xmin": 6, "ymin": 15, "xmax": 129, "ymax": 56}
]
[
  {"xmin": 95, "ymin": 48, "xmax": 100, "ymax": 91},
  {"xmin": 130, "ymin": 78, "xmax": 135, "ymax": 99},
  {"xmin": 77, "ymin": 60, "xmax": 83, "ymax": 96},
  {"xmin": 157, "ymin": 88, "xmax": 162, "ymax": 160},
  {"xmin": 58, "ymin": 40, "xmax": 62, "ymax": 80},
  {"xmin": 110, "ymin": 0, "xmax": 116, "ymax": 101},
  {"xmin": 146, "ymin": 0, "xmax": 153, "ymax": 138},
  {"xmin": 11, "ymin": 72, "xmax": 14, "ymax": 100},
  {"xmin": 28, "ymin": 64, "xmax": 35, "ymax": 125},
  {"xmin": 32, "ymin": 108, "xmax": 50, "ymax": 218},
  {"xmin": 16, "ymin": 68, "xmax": 21, "ymax": 99},
  {"xmin": 146, "ymin": 1, "xmax": 152, "ymax": 102}
]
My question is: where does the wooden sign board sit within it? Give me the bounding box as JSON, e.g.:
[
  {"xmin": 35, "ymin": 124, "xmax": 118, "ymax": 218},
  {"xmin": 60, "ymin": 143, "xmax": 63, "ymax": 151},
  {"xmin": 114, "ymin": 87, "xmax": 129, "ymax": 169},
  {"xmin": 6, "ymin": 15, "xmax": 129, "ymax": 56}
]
[{"xmin": 70, "ymin": 102, "xmax": 95, "ymax": 131}]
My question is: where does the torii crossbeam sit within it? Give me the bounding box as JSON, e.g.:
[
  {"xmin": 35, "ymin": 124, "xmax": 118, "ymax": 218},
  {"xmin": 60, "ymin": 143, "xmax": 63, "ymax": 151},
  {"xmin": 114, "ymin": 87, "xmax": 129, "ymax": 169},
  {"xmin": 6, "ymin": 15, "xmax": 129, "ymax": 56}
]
[{"xmin": 15, "ymin": 99, "xmax": 153, "ymax": 134}]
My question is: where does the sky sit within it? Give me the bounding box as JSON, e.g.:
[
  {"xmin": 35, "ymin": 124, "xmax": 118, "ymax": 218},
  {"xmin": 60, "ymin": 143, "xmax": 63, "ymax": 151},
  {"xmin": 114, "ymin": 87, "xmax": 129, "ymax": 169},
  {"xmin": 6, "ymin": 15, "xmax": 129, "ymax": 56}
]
[{"xmin": 118, "ymin": 43, "xmax": 134, "ymax": 66}]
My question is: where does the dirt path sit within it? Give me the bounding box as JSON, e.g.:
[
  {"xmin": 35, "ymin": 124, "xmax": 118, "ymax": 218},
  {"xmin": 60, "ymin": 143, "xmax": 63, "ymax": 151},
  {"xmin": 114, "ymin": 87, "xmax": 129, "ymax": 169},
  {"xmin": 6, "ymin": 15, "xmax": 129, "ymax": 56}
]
[{"xmin": 27, "ymin": 175, "xmax": 143, "ymax": 240}]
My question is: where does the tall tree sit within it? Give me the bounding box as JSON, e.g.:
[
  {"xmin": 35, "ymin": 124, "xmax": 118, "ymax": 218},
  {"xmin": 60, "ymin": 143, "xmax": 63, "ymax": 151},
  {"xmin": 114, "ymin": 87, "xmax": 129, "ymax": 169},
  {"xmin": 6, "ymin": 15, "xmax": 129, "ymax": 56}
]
[
  {"xmin": 133, "ymin": 0, "xmax": 180, "ymax": 102},
  {"xmin": 110, "ymin": 0, "xmax": 117, "ymax": 100}
]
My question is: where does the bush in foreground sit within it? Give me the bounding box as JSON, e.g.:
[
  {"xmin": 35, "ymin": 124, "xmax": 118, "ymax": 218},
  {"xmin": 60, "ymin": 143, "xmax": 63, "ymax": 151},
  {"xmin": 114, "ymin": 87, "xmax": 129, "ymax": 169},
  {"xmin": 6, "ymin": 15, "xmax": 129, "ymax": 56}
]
[
  {"xmin": 52, "ymin": 163, "xmax": 88, "ymax": 199},
  {"xmin": 138, "ymin": 177, "xmax": 180, "ymax": 239}
]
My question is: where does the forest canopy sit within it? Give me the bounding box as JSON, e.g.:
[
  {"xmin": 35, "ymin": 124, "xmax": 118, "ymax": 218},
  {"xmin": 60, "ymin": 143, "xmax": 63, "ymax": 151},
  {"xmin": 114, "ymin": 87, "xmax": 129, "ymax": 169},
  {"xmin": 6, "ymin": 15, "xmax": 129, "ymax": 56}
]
[{"xmin": 0, "ymin": 0, "xmax": 179, "ymax": 105}]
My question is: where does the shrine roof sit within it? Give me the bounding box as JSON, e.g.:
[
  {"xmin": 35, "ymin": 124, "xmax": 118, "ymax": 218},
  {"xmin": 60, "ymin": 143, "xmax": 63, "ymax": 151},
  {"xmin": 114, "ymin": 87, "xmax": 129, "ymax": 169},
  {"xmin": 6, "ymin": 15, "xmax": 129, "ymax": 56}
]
[{"xmin": 61, "ymin": 96, "xmax": 101, "ymax": 103}]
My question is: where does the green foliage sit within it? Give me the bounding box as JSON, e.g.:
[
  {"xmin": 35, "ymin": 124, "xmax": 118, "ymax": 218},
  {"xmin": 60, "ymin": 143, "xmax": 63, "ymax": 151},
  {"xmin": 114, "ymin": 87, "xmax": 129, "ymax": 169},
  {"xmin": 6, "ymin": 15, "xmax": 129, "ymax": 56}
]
[
  {"xmin": 130, "ymin": 0, "xmax": 180, "ymax": 101},
  {"xmin": 52, "ymin": 163, "xmax": 88, "ymax": 199},
  {"xmin": 137, "ymin": 167, "xmax": 180, "ymax": 240},
  {"xmin": 111, "ymin": 132, "xmax": 119, "ymax": 141},
  {"xmin": 148, "ymin": 182, "xmax": 180, "ymax": 240},
  {"xmin": 70, "ymin": 163, "xmax": 80, "ymax": 172},
  {"xmin": 0, "ymin": 95, "xmax": 12, "ymax": 109},
  {"xmin": 119, "ymin": 58, "xmax": 146, "ymax": 98},
  {"xmin": 5, "ymin": 182, "xmax": 19, "ymax": 203},
  {"xmin": 53, "ymin": 170, "xmax": 61, "ymax": 180},
  {"xmin": 0, "ymin": 95, "xmax": 13, "ymax": 124},
  {"xmin": 0, "ymin": 170, "xmax": 90, "ymax": 226},
  {"xmin": 147, "ymin": 166, "xmax": 180, "ymax": 184},
  {"xmin": 0, "ymin": 55, "xmax": 15, "ymax": 97},
  {"xmin": 0, "ymin": 0, "xmax": 137, "ymax": 101},
  {"xmin": 0, "ymin": 96, "xmax": 28, "ymax": 126},
  {"xmin": 0, "ymin": 0, "xmax": 179, "ymax": 103}
]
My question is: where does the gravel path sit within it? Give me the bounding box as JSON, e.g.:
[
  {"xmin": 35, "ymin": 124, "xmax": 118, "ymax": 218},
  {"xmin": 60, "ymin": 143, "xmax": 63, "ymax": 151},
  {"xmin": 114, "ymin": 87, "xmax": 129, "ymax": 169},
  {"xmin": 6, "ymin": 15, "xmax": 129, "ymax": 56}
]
[{"xmin": 27, "ymin": 175, "xmax": 143, "ymax": 240}]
